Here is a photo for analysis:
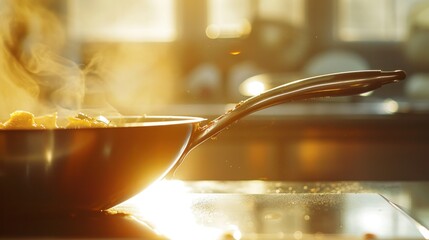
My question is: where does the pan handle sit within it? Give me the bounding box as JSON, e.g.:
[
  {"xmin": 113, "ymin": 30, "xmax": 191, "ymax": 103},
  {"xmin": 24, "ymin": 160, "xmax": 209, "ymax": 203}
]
[{"xmin": 187, "ymin": 70, "xmax": 406, "ymax": 151}]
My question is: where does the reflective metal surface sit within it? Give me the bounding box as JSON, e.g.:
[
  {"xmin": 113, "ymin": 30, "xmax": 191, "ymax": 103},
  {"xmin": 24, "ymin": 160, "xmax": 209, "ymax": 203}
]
[
  {"xmin": 0, "ymin": 117, "xmax": 198, "ymax": 212},
  {"xmin": 1, "ymin": 180, "xmax": 427, "ymax": 239}
]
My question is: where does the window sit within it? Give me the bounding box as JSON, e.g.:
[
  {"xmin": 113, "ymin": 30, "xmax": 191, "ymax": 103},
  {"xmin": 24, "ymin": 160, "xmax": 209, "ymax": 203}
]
[
  {"xmin": 336, "ymin": 0, "xmax": 426, "ymax": 41},
  {"xmin": 206, "ymin": 0, "xmax": 305, "ymax": 39},
  {"xmin": 67, "ymin": 0, "xmax": 177, "ymax": 42}
]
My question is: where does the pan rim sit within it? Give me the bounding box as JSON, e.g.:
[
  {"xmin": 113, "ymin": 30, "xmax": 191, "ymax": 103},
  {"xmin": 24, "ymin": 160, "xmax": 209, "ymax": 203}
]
[
  {"xmin": 119, "ymin": 115, "xmax": 207, "ymax": 126},
  {"xmin": 0, "ymin": 115, "xmax": 207, "ymax": 131}
]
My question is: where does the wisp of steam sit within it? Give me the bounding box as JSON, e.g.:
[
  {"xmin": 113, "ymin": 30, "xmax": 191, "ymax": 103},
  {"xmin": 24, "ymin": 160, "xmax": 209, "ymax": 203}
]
[
  {"xmin": 0, "ymin": 0, "xmax": 180, "ymax": 119},
  {"xmin": 0, "ymin": 0, "xmax": 85, "ymax": 118}
]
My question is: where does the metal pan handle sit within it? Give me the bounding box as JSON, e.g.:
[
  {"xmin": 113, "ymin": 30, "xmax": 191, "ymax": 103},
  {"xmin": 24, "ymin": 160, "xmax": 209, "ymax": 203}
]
[{"xmin": 188, "ymin": 70, "xmax": 406, "ymax": 150}]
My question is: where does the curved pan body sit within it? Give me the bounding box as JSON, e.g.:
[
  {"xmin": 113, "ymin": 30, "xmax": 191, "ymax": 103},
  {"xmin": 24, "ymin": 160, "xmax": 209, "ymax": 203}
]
[{"xmin": 0, "ymin": 116, "xmax": 204, "ymax": 212}]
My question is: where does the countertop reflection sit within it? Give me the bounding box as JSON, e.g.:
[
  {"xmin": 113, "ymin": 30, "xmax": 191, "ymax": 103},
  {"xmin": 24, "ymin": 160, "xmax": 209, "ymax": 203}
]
[
  {"xmin": 113, "ymin": 180, "xmax": 429, "ymax": 240},
  {"xmin": 1, "ymin": 180, "xmax": 428, "ymax": 239}
]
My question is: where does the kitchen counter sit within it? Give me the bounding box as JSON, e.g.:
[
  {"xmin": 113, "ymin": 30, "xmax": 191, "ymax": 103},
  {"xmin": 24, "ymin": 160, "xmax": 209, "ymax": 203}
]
[{"xmin": 2, "ymin": 180, "xmax": 428, "ymax": 239}]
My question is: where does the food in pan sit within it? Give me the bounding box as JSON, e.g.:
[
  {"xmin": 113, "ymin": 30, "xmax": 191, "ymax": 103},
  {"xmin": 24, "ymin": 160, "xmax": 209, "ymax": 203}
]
[
  {"xmin": 0, "ymin": 110, "xmax": 110, "ymax": 129},
  {"xmin": 0, "ymin": 111, "xmax": 45, "ymax": 129},
  {"xmin": 66, "ymin": 113, "xmax": 111, "ymax": 128}
]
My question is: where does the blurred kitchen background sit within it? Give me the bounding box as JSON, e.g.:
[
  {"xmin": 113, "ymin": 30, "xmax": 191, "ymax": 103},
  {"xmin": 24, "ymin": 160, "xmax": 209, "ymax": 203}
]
[{"xmin": 9, "ymin": 0, "xmax": 429, "ymax": 181}]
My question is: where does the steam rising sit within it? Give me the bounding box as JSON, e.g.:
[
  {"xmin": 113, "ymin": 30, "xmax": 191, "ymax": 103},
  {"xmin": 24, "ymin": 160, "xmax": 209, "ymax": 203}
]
[
  {"xmin": 0, "ymin": 0, "xmax": 88, "ymax": 118},
  {"xmin": 0, "ymin": 0, "xmax": 179, "ymax": 119}
]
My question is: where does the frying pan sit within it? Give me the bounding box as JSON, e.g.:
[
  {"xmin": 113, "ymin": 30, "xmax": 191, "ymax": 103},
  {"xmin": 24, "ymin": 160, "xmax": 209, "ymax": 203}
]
[{"xmin": 0, "ymin": 70, "xmax": 406, "ymax": 213}]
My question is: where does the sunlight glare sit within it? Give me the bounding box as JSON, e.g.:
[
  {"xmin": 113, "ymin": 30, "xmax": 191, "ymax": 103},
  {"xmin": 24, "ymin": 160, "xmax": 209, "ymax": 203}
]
[
  {"xmin": 124, "ymin": 180, "xmax": 233, "ymax": 240},
  {"xmin": 239, "ymin": 75, "xmax": 269, "ymax": 96},
  {"xmin": 383, "ymin": 98, "xmax": 399, "ymax": 114}
]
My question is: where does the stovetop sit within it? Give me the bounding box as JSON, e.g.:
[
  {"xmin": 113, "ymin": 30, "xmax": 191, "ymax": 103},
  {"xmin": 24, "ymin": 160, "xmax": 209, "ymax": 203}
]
[{"xmin": 1, "ymin": 181, "xmax": 429, "ymax": 239}]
